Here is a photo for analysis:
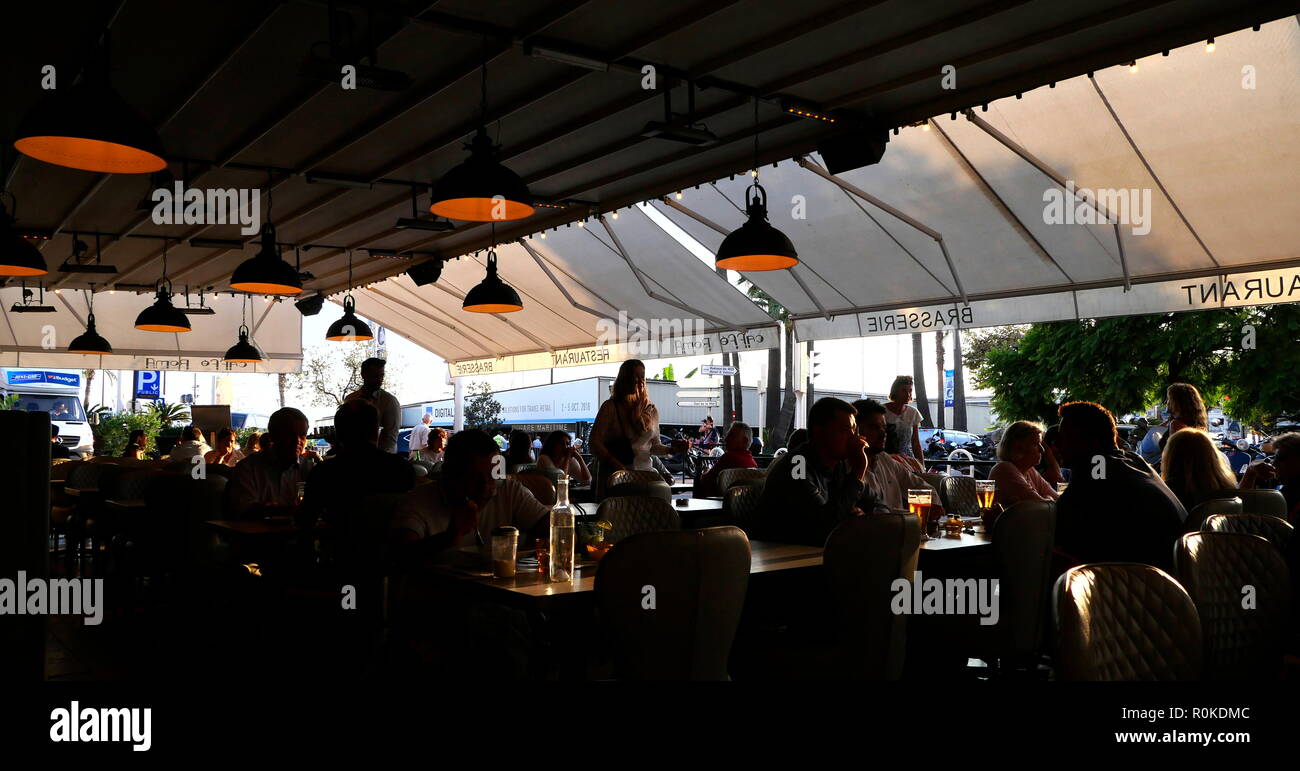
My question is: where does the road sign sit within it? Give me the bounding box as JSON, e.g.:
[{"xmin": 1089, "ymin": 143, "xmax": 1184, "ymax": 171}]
[
  {"xmin": 700, "ymin": 364, "xmax": 737, "ymax": 376},
  {"xmin": 677, "ymin": 400, "xmax": 721, "ymax": 408},
  {"xmin": 676, "ymin": 390, "xmax": 721, "ymax": 398}
]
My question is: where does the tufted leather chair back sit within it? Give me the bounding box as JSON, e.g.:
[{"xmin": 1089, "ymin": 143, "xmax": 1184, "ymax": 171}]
[
  {"xmin": 993, "ymin": 500, "xmax": 1057, "ymax": 656},
  {"xmin": 940, "ymin": 476, "xmax": 980, "ymax": 516},
  {"xmin": 1205, "ymin": 513, "xmax": 1294, "ymax": 552},
  {"xmin": 596, "ymin": 495, "xmax": 681, "ymax": 543},
  {"xmin": 1174, "ymin": 532, "xmax": 1291, "ymax": 681},
  {"xmin": 1054, "ymin": 563, "xmax": 1202, "ymax": 681},
  {"xmin": 608, "ymin": 469, "xmax": 667, "ymax": 487},
  {"xmin": 718, "ymin": 467, "xmax": 766, "ymax": 493},
  {"xmin": 1222, "ymin": 488, "xmax": 1288, "ymax": 519},
  {"xmin": 1183, "ymin": 496, "xmax": 1242, "ymax": 533},
  {"xmin": 512, "ymin": 472, "xmax": 556, "ymax": 506},
  {"xmin": 595, "ymin": 526, "xmax": 750, "ymax": 680},
  {"xmin": 725, "ymin": 481, "xmax": 765, "ymax": 534},
  {"xmin": 918, "ymin": 472, "xmax": 945, "ymax": 495},
  {"xmin": 605, "ymin": 480, "xmax": 672, "ymax": 502},
  {"xmin": 823, "ymin": 512, "xmax": 920, "ymax": 680}
]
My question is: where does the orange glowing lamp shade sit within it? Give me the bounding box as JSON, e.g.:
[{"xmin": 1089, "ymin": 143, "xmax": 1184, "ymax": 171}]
[
  {"xmin": 14, "ymin": 85, "xmax": 166, "ymax": 174},
  {"xmin": 230, "ymin": 224, "xmax": 302, "ymax": 295},
  {"xmin": 0, "ymin": 231, "xmax": 49, "ymax": 276},
  {"xmin": 429, "ymin": 129, "xmax": 533, "ymax": 222},
  {"xmin": 66, "ymin": 314, "xmax": 112, "ymax": 354},
  {"xmin": 715, "ymin": 183, "xmax": 798, "ymax": 272},
  {"xmin": 134, "ymin": 291, "xmax": 191, "ymax": 333},
  {"xmin": 223, "ymin": 326, "xmax": 263, "ymax": 363},
  {"xmin": 325, "ymin": 296, "xmax": 374, "ymax": 341},
  {"xmin": 463, "ymin": 251, "xmax": 522, "ymax": 313}
]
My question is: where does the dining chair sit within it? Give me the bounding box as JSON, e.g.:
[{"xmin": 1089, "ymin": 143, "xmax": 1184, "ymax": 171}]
[
  {"xmin": 1174, "ymin": 532, "xmax": 1291, "ymax": 681},
  {"xmin": 608, "ymin": 469, "xmax": 668, "ymax": 487},
  {"xmin": 1205, "ymin": 513, "xmax": 1294, "ymax": 551},
  {"xmin": 1227, "ymin": 488, "xmax": 1288, "ymax": 519},
  {"xmin": 724, "ymin": 480, "xmax": 765, "ymax": 534},
  {"xmin": 718, "ymin": 467, "xmax": 766, "ymax": 493},
  {"xmin": 1054, "ymin": 563, "xmax": 1202, "ymax": 680},
  {"xmin": 1183, "ymin": 496, "xmax": 1242, "ymax": 533},
  {"xmin": 823, "ymin": 511, "xmax": 921, "ymax": 680},
  {"xmin": 595, "ymin": 526, "xmax": 751, "ymax": 680},
  {"xmin": 940, "ymin": 476, "xmax": 980, "ymax": 516},
  {"xmin": 604, "ymin": 479, "xmax": 673, "ymax": 502},
  {"xmin": 972, "ymin": 500, "xmax": 1056, "ymax": 674},
  {"xmin": 595, "ymin": 495, "xmax": 681, "ymax": 543}
]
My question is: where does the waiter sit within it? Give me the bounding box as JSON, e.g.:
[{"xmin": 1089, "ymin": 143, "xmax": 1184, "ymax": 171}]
[{"xmin": 346, "ymin": 357, "xmax": 401, "ymax": 454}]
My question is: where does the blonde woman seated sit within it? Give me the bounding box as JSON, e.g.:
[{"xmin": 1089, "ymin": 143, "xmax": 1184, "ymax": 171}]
[
  {"xmin": 989, "ymin": 421, "xmax": 1059, "ymax": 507},
  {"xmin": 1160, "ymin": 428, "xmax": 1238, "ymax": 513}
]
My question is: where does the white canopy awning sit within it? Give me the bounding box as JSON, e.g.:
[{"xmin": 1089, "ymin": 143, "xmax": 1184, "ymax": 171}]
[
  {"xmin": 350, "ymin": 19, "xmax": 1300, "ymax": 369},
  {"xmin": 0, "ymin": 289, "xmax": 303, "ymax": 373}
]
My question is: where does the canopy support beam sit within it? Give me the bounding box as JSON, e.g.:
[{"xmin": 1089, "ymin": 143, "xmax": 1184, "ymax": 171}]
[
  {"xmin": 517, "ymin": 238, "xmax": 611, "ymax": 321},
  {"xmin": 797, "ymin": 157, "xmax": 969, "ymax": 305},
  {"xmin": 964, "ymin": 110, "xmax": 1130, "ymax": 290}
]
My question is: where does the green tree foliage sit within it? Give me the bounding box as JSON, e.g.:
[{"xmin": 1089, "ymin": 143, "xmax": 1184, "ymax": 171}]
[
  {"xmin": 465, "ymin": 381, "xmax": 503, "ymax": 432},
  {"xmin": 144, "ymin": 400, "xmax": 191, "ymax": 426},
  {"xmin": 93, "ymin": 410, "xmax": 165, "ymax": 457},
  {"xmin": 973, "ymin": 307, "xmax": 1300, "ymax": 428}
]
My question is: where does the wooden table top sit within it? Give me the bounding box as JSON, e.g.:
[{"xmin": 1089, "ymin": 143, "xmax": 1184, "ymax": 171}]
[
  {"xmin": 433, "ymin": 540, "xmax": 822, "ymax": 603},
  {"xmin": 670, "ymin": 497, "xmax": 724, "ymax": 514},
  {"xmin": 918, "ymin": 530, "xmax": 992, "ymax": 551},
  {"xmin": 204, "ymin": 518, "xmax": 332, "ymax": 537}
]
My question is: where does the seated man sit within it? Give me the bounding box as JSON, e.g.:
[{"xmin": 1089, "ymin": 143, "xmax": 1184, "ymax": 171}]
[
  {"xmin": 391, "ymin": 429, "xmax": 550, "ymax": 568},
  {"xmin": 227, "ymin": 407, "xmax": 316, "ymax": 518},
  {"xmin": 1054, "ymin": 401, "xmax": 1186, "ymax": 571},
  {"xmin": 1239, "ymin": 432, "xmax": 1300, "ymax": 524},
  {"xmin": 755, "ymin": 398, "xmax": 878, "ymax": 546},
  {"xmin": 302, "ymin": 400, "xmax": 415, "ymax": 529},
  {"xmin": 50, "ymin": 425, "xmax": 72, "ymax": 459},
  {"xmin": 853, "ymin": 399, "xmax": 940, "ymax": 512},
  {"xmin": 697, "ymin": 421, "xmax": 759, "ymax": 498},
  {"xmin": 169, "ymin": 425, "xmax": 210, "ymax": 461}
]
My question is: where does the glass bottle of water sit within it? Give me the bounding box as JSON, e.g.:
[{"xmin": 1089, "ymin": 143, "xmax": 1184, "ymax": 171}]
[{"xmin": 548, "ymin": 474, "xmax": 575, "ymax": 582}]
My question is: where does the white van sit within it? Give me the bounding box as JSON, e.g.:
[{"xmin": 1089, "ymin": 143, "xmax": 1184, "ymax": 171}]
[{"xmin": 2, "ymin": 368, "xmax": 94, "ymax": 457}]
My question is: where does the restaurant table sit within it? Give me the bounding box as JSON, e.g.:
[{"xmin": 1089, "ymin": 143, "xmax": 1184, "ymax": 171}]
[
  {"xmin": 205, "ymin": 518, "xmax": 332, "ymax": 541},
  {"xmin": 425, "ymin": 539, "xmax": 823, "ymax": 612}
]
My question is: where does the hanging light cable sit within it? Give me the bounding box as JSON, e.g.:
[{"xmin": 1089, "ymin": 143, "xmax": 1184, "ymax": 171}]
[
  {"xmin": 429, "ymin": 44, "xmax": 533, "ymax": 222},
  {"xmin": 224, "ymin": 294, "xmax": 263, "ymax": 363},
  {"xmin": 134, "ymin": 240, "xmax": 191, "ymax": 332},
  {"xmin": 67, "ymin": 285, "xmax": 112, "ymax": 354},
  {"xmin": 715, "ymin": 97, "xmax": 798, "ymax": 271},
  {"xmin": 326, "ymin": 250, "xmax": 373, "ymax": 341}
]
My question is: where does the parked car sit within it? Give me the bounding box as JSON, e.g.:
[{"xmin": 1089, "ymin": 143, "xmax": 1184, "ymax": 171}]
[{"xmin": 918, "ymin": 428, "xmax": 995, "ymax": 461}]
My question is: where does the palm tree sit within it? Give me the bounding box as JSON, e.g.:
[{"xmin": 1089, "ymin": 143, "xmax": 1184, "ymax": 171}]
[
  {"xmin": 912, "ymin": 334, "xmax": 933, "ymax": 428},
  {"xmin": 145, "ymin": 400, "xmax": 190, "ymax": 426}
]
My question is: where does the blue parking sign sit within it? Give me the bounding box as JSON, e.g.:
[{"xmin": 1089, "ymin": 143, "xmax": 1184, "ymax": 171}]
[{"xmin": 135, "ymin": 371, "xmax": 161, "ymax": 399}]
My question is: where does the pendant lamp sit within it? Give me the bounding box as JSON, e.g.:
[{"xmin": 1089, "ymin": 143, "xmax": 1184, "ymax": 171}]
[
  {"xmin": 67, "ymin": 288, "xmax": 112, "ymax": 354},
  {"xmin": 230, "ymin": 183, "xmax": 301, "ymax": 294},
  {"xmin": 715, "ymin": 98, "xmax": 798, "ymax": 272},
  {"xmin": 0, "ymin": 195, "xmax": 48, "ymax": 276},
  {"xmin": 13, "ymin": 31, "xmax": 165, "ymax": 174},
  {"xmin": 325, "ymin": 251, "xmax": 373, "ymax": 341},
  {"xmin": 135, "ymin": 242, "xmax": 190, "ymax": 332},
  {"xmin": 463, "ymin": 249, "xmax": 522, "ymax": 313},
  {"xmin": 429, "ymin": 60, "xmax": 532, "ymax": 222},
  {"xmin": 224, "ymin": 296, "xmax": 263, "ymax": 363}
]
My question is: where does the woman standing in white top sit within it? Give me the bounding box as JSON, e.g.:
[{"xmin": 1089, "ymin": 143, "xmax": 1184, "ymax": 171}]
[
  {"xmin": 589, "ymin": 360, "xmax": 686, "ymax": 494},
  {"xmin": 885, "ymin": 375, "xmax": 925, "ymax": 465}
]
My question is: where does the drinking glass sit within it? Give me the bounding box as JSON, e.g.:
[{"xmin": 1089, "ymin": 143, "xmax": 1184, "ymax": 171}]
[
  {"xmin": 1056, "ymin": 482, "xmax": 1069, "ymax": 495},
  {"xmin": 975, "ymin": 480, "xmax": 995, "ymax": 510},
  {"xmin": 907, "ymin": 489, "xmax": 933, "ymax": 540}
]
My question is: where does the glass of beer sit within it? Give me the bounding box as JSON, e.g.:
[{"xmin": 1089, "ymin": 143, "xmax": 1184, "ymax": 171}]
[
  {"xmin": 907, "ymin": 489, "xmax": 933, "ymax": 540},
  {"xmin": 976, "ymin": 480, "xmax": 996, "ymax": 510}
]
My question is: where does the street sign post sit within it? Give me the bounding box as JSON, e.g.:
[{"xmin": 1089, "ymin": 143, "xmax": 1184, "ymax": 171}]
[
  {"xmin": 677, "ymin": 400, "xmax": 721, "ymax": 408},
  {"xmin": 700, "ymin": 364, "xmax": 737, "ymax": 376}
]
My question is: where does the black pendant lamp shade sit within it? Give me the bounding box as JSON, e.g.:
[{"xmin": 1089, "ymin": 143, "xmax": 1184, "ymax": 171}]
[
  {"xmin": 67, "ymin": 312, "xmax": 112, "ymax": 354},
  {"xmin": 430, "ymin": 128, "xmax": 533, "ymax": 222},
  {"xmin": 326, "ymin": 295, "xmax": 373, "ymax": 341},
  {"xmin": 223, "ymin": 324, "xmax": 263, "ymax": 363},
  {"xmin": 134, "ymin": 284, "xmax": 191, "ymax": 333},
  {"xmin": 14, "ymin": 83, "xmax": 166, "ymax": 174},
  {"xmin": 715, "ymin": 183, "xmax": 798, "ymax": 271},
  {"xmin": 0, "ymin": 204, "xmax": 48, "ymax": 276},
  {"xmin": 463, "ymin": 250, "xmax": 522, "ymax": 313},
  {"xmin": 230, "ymin": 223, "xmax": 302, "ymax": 295}
]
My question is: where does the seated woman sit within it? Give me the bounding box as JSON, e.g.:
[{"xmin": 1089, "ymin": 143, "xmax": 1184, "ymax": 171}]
[
  {"xmin": 204, "ymin": 428, "xmax": 246, "ymax": 467},
  {"xmin": 989, "ymin": 420, "xmax": 1059, "ymax": 508},
  {"xmin": 535, "ymin": 430, "xmax": 592, "ymax": 484},
  {"xmin": 122, "ymin": 429, "xmax": 149, "ymax": 460},
  {"xmin": 1160, "ymin": 428, "xmax": 1238, "ymax": 513},
  {"xmin": 504, "ymin": 429, "xmax": 535, "ymax": 473}
]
